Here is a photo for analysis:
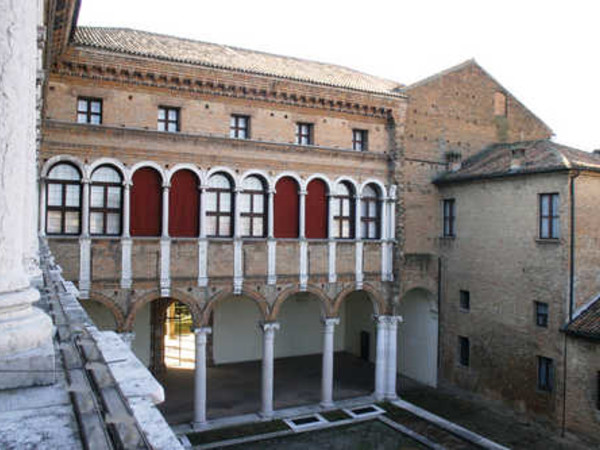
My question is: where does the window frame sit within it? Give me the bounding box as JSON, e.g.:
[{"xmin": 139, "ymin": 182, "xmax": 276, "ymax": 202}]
[
  {"xmin": 158, "ymin": 106, "xmax": 180, "ymax": 133},
  {"xmin": 539, "ymin": 193, "xmax": 559, "ymax": 239},
  {"xmin": 460, "ymin": 290, "xmax": 470, "ymax": 311},
  {"xmin": 295, "ymin": 122, "xmax": 314, "ymax": 145},
  {"xmin": 458, "ymin": 336, "xmax": 470, "ymax": 367},
  {"xmin": 230, "ymin": 114, "xmax": 250, "ymax": 139},
  {"xmin": 206, "ymin": 175, "xmax": 234, "ymax": 238},
  {"xmin": 89, "ymin": 166, "xmax": 123, "ymax": 236},
  {"xmin": 537, "ymin": 356, "xmax": 554, "ymax": 392},
  {"xmin": 352, "ymin": 129, "xmax": 369, "ymax": 151},
  {"xmin": 77, "ymin": 97, "xmax": 102, "ymax": 125},
  {"xmin": 361, "ymin": 186, "xmax": 381, "ymax": 240},
  {"xmin": 535, "ymin": 301, "xmax": 549, "ymax": 328},
  {"xmin": 46, "ymin": 164, "xmax": 82, "ymax": 236},
  {"xmin": 443, "ymin": 198, "xmax": 456, "ymax": 237},
  {"xmin": 240, "ymin": 177, "xmax": 266, "ymax": 238},
  {"xmin": 333, "ymin": 183, "xmax": 354, "ymax": 239}
]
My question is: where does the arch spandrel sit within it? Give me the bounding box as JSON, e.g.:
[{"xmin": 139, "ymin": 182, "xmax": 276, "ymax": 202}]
[
  {"xmin": 269, "ymin": 284, "xmax": 333, "ymax": 320},
  {"xmin": 332, "ymin": 282, "xmax": 387, "ymax": 316},
  {"xmin": 201, "ymin": 288, "xmax": 268, "ymax": 327},
  {"xmin": 124, "ymin": 289, "xmax": 202, "ymax": 331}
]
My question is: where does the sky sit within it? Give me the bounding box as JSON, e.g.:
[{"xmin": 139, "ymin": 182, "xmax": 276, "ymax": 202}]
[{"xmin": 78, "ymin": 0, "xmax": 599, "ymax": 152}]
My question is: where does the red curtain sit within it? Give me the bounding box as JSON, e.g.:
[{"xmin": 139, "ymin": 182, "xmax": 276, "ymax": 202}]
[
  {"xmin": 130, "ymin": 167, "xmax": 162, "ymax": 236},
  {"xmin": 274, "ymin": 177, "xmax": 299, "ymax": 238},
  {"xmin": 305, "ymin": 179, "xmax": 327, "ymax": 238},
  {"xmin": 169, "ymin": 169, "xmax": 199, "ymax": 237}
]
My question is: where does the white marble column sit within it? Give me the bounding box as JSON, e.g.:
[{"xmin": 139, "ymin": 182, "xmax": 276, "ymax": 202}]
[
  {"xmin": 233, "ymin": 188, "xmax": 243, "ymax": 294},
  {"xmin": 355, "ymin": 194, "xmax": 363, "ymax": 289},
  {"xmin": 387, "ymin": 188, "xmax": 397, "ymax": 282},
  {"xmin": 380, "ymin": 196, "xmax": 389, "ymax": 282},
  {"xmin": 194, "ymin": 327, "xmax": 212, "ymax": 427},
  {"xmin": 298, "ymin": 189, "xmax": 307, "ymax": 239},
  {"xmin": 374, "ymin": 315, "xmax": 388, "ymax": 400},
  {"xmin": 267, "ymin": 189, "xmax": 276, "ymax": 285},
  {"xmin": 386, "ymin": 316, "xmax": 402, "ymax": 400},
  {"xmin": 0, "ymin": 0, "xmax": 54, "ymax": 389},
  {"xmin": 260, "ymin": 322, "xmax": 280, "ymax": 419},
  {"xmin": 327, "ymin": 194, "xmax": 336, "ymax": 283},
  {"xmin": 321, "ymin": 317, "xmax": 339, "ymax": 408},
  {"xmin": 198, "ymin": 184, "xmax": 208, "ymax": 287},
  {"xmin": 121, "ymin": 183, "xmax": 132, "ymax": 289},
  {"xmin": 160, "ymin": 184, "xmax": 171, "ymax": 296},
  {"xmin": 79, "ymin": 178, "xmax": 91, "ymax": 298},
  {"xmin": 161, "ymin": 183, "xmax": 170, "ymax": 238}
]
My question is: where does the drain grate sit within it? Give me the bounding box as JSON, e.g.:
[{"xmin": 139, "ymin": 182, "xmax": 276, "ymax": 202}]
[
  {"xmin": 343, "ymin": 404, "xmax": 385, "ymax": 419},
  {"xmin": 284, "ymin": 414, "xmax": 328, "ymax": 431}
]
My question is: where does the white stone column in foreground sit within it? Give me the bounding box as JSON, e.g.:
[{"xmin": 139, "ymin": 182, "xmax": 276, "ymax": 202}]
[
  {"xmin": 386, "ymin": 316, "xmax": 402, "ymax": 400},
  {"xmin": 374, "ymin": 315, "xmax": 388, "ymax": 400},
  {"xmin": 260, "ymin": 322, "xmax": 280, "ymax": 419},
  {"xmin": 194, "ymin": 327, "xmax": 212, "ymax": 427},
  {"xmin": 0, "ymin": 0, "xmax": 54, "ymax": 389},
  {"xmin": 321, "ymin": 317, "xmax": 339, "ymax": 408}
]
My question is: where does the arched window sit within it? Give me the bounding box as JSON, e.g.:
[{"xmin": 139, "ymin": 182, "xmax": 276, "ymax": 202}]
[
  {"xmin": 46, "ymin": 163, "xmax": 82, "ymax": 235},
  {"xmin": 240, "ymin": 176, "xmax": 266, "ymax": 237},
  {"xmin": 274, "ymin": 177, "xmax": 299, "ymax": 238},
  {"xmin": 305, "ymin": 179, "xmax": 327, "ymax": 239},
  {"xmin": 169, "ymin": 170, "xmax": 199, "ymax": 237},
  {"xmin": 206, "ymin": 173, "xmax": 233, "ymax": 237},
  {"xmin": 90, "ymin": 166, "xmax": 122, "ymax": 235},
  {"xmin": 332, "ymin": 182, "xmax": 354, "ymax": 239},
  {"xmin": 130, "ymin": 167, "xmax": 162, "ymax": 236},
  {"xmin": 361, "ymin": 184, "xmax": 381, "ymax": 239}
]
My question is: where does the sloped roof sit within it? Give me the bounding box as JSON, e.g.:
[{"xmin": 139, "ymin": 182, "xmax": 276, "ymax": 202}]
[
  {"xmin": 564, "ymin": 298, "xmax": 600, "ymax": 341},
  {"xmin": 72, "ymin": 27, "xmax": 405, "ymax": 97},
  {"xmin": 435, "ymin": 140, "xmax": 600, "ymax": 184}
]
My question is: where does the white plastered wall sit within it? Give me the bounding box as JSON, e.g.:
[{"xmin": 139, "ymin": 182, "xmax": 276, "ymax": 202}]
[
  {"xmin": 131, "ymin": 303, "xmax": 151, "ymax": 367},
  {"xmin": 342, "ymin": 292, "xmax": 377, "ymax": 363},
  {"xmin": 397, "ymin": 288, "xmax": 438, "ymax": 387}
]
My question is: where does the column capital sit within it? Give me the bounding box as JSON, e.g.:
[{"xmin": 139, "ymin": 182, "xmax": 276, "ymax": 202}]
[
  {"xmin": 194, "ymin": 327, "xmax": 212, "ymax": 335},
  {"xmin": 260, "ymin": 321, "xmax": 280, "ymax": 332},
  {"xmin": 299, "ymin": 189, "xmax": 308, "ymax": 196},
  {"xmin": 322, "ymin": 317, "xmax": 340, "ymax": 327},
  {"xmin": 162, "ymin": 182, "xmax": 171, "ymax": 189},
  {"xmin": 81, "ymin": 177, "xmax": 91, "ymax": 184}
]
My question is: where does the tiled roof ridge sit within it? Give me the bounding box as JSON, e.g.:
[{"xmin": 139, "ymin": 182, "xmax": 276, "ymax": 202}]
[{"xmin": 72, "ymin": 26, "xmax": 406, "ymax": 97}]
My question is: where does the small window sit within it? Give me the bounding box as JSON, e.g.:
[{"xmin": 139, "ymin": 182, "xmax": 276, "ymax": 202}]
[
  {"xmin": 332, "ymin": 182, "xmax": 354, "ymax": 239},
  {"xmin": 90, "ymin": 166, "xmax": 122, "ymax": 236},
  {"xmin": 46, "ymin": 163, "xmax": 82, "ymax": 235},
  {"xmin": 539, "ymin": 193, "xmax": 559, "ymax": 239},
  {"xmin": 460, "ymin": 290, "xmax": 470, "ymax": 311},
  {"xmin": 535, "ymin": 302, "xmax": 549, "ymax": 327},
  {"xmin": 494, "ymin": 91, "xmax": 507, "ymax": 117},
  {"xmin": 158, "ymin": 106, "xmax": 180, "ymax": 132},
  {"xmin": 230, "ymin": 115, "xmax": 250, "ymax": 139},
  {"xmin": 295, "ymin": 122, "xmax": 313, "ymax": 145},
  {"xmin": 77, "ymin": 97, "xmax": 102, "ymax": 124},
  {"xmin": 353, "ymin": 129, "xmax": 368, "ymax": 151},
  {"xmin": 537, "ymin": 356, "xmax": 554, "ymax": 392},
  {"xmin": 458, "ymin": 336, "xmax": 470, "ymax": 367},
  {"xmin": 443, "ymin": 199, "xmax": 456, "ymax": 237}
]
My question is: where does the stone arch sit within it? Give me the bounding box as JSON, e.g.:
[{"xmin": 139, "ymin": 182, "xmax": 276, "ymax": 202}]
[
  {"xmin": 206, "ymin": 166, "xmax": 239, "ymax": 189},
  {"xmin": 128, "ymin": 161, "xmax": 167, "ymax": 186},
  {"xmin": 332, "ymin": 282, "xmax": 387, "ymax": 316},
  {"xmin": 240, "ymin": 169, "xmax": 273, "ymax": 192},
  {"xmin": 124, "ymin": 289, "xmax": 202, "ymax": 331},
  {"xmin": 305, "ymin": 173, "xmax": 333, "ymax": 194},
  {"xmin": 332, "ymin": 175, "xmax": 360, "ymax": 195},
  {"xmin": 269, "ymin": 284, "xmax": 332, "ymax": 320},
  {"xmin": 41, "ymin": 155, "xmax": 86, "ymax": 179},
  {"xmin": 87, "ymin": 157, "xmax": 128, "ymax": 181},
  {"xmin": 273, "ymin": 171, "xmax": 304, "ymax": 192},
  {"xmin": 86, "ymin": 291, "xmax": 126, "ymax": 331},
  {"xmin": 201, "ymin": 288, "xmax": 268, "ymax": 326},
  {"xmin": 166, "ymin": 163, "xmax": 204, "ymax": 186},
  {"xmin": 359, "ymin": 178, "xmax": 387, "ymax": 197}
]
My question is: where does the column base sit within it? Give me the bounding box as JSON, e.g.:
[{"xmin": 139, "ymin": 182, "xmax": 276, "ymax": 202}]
[
  {"xmin": 259, "ymin": 410, "xmax": 274, "ymax": 420},
  {"xmin": 385, "ymin": 393, "xmax": 398, "ymax": 401},
  {"xmin": 192, "ymin": 420, "xmax": 209, "ymax": 431},
  {"xmin": 320, "ymin": 400, "xmax": 335, "ymax": 409},
  {"xmin": 0, "ymin": 338, "xmax": 55, "ymax": 390},
  {"xmin": 374, "ymin": 392, "xmax": 386, "ymax": 402}
]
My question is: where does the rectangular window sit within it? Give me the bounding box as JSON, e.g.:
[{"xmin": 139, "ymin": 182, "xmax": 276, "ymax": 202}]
[
  {"xmin": 230, "ymin": 114, "xmax": 250, "ymax": 139},
  {"xmin": 352, "ymin": 129, "xmax": 368, "ymax": 151},
  {"xmin": 537, "ymin": 356, "xmax": 554, "ymax": 392},
  {"xmin": 443, "ymin": 199, "xmax": 456, "ymax": 237},
  {"xmin": 158, "ymin": 106, "xmax": 180, "ymax": 132},
  {"xmin": 460, "ymin": 290, "xmax": 470, "ymax": 311},
  {"xmin": 458, "ymin": 336, "xmax": 470, "ymax": 367},
  {"xmin": 539, "ymin": 193, "xmax": 559, "ymax": 239},
  {"xmin": 295, "ymin": 122, "xmax": 313, "ymax": 145},
  {"xmin": 77, "ymin": 97, "xmax": 102, "ymax": 124},
  {"xmin": 535, "ymin": 302, "xmax": 549, "ymax": 327}
]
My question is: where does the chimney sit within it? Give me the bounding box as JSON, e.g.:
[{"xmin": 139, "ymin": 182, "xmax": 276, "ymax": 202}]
[
  {"xmin": 510, "ymin": 148, "xmax": 525, "ymax": 170},
  {"xmin": 445, "ymin": 151, "xmax": 462, "ymax": 172}
]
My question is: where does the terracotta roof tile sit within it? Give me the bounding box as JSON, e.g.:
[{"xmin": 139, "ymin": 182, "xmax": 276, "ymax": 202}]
[
  {"xmin": 72, "ymin": 27, "xmax": 405, "ymax": 96},
  {"xmin": 565, "ymin": 298, "xmax": 600, "ymax": 340},
  {"xmin": 435, "ymin": 140, "xmax": 600, "ymax": 184}
]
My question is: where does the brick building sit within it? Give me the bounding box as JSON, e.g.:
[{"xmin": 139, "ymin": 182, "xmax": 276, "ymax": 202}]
[{"xmin": 38, "ymin": 0, "xmax": 598, "ymax": 441}]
